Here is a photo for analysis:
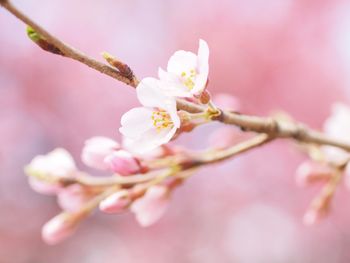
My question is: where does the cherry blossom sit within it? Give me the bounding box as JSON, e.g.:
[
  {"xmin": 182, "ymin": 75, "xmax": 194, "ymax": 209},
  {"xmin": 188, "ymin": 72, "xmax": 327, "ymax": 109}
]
[
  {"xmin": 81, "ymin": 136, "xmax": 120, "ymax": 170},
  {"xmin": 120, "ymin": 78, "xmax": 180, "ymax": 153},
  {"xmin": 158, "ymin": 39, "xmax": 209, "ymax": 98},
  {"xmin": 99, "ymin": 190, "xmax": 130, "ymax": 214},
  {"xmin": 130, "ymin": 185, "xmax": 170, "ymax": 227},
  {"xmin": 104, "ymin": 150, "xmax": 141, "ymax": 176},
  {"xmin": 57, "ymin": 184, "xmax": 94, "ymax": 213},
  {"xmin": 25, "ymin": 148, "xmax": 76, "ymax": 194},
  {"xmin": 41, "ymin": 213, "xmax": 78, "ymax": 245}
]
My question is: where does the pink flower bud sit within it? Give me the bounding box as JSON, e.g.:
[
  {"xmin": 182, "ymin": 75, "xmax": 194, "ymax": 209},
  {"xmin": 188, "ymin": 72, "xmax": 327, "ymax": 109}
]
[
  {"xmin": 130, "ymin": 185, "xmax": 169, "ymax": 227},
  {"xmin": 99, "ymin": 190, "xmax": 130, "ymax": 214},
  {"xmin": 213, "ymin": 93, "xmax": 240, "ymax": 112},
  {"xmin": 26, "ymin": 148, "xmax": 76, "ymax": 178},
  {"xmin": 41, "ymin": 213, "xmax": 78, "ymax": 245},
  {"xmin": 198, "ymin": 89, "xmax": 211, "ymax": 104},
  {"xmin": 28, "ymin": 177, "xmax": 62, "ymax": 195},
  {"xmin": 25, "ymin": 148, "xmax": 76, "ymax": 194},
  {"xmin": 57, "ymin": 184, "xmax": 93, "ymax": 213},
  {"xmin": 104, "ymin": 150, "xmax": 141, "ymax": 176},
  {"xmin": 81, "ymin": 136, "xmax": 120, "ymax": 170},
  {"xmin": 295, "ymin": 161, "xmax": 333, "ymax": 187}
]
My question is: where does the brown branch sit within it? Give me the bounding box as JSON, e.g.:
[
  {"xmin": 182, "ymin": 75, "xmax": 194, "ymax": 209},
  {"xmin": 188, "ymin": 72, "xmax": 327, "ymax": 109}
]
[
  {"xmin": 196, "ymin": 134, "xmax": 272, "ymax": 164},
  {"xmin": 0, "ymin": 0, "xmax": 138, "ymax": 87},
  {"xmin": 3, "ymin": 0, "xmax": 350, "ymax": 152}
]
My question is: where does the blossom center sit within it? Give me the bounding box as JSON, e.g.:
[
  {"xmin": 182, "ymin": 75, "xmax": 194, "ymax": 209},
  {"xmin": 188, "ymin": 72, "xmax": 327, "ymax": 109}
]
[
  {"xmin": 181, "ymin": 69, "xmax": 197, "ymax": 90},
  {"xmin": 151, "ymin": 110, "xmax": 173, "ymax": 132}
]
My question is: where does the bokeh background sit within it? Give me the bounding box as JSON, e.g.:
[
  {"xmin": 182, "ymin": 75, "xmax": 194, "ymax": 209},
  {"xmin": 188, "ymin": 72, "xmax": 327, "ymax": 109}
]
[{"xmin": 2, "ymin": 0, "xmax": 350, "ymax": 262}]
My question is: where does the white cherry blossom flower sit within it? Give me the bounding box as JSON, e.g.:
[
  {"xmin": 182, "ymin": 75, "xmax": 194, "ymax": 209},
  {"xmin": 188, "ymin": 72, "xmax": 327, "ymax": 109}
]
[
  {"xmin": 158, "ymin": 39, "xmax": 209, "ymax": 97},
  {"xmin": 119, "ymin": 78, "xmax": 180, "ymax": 154}
]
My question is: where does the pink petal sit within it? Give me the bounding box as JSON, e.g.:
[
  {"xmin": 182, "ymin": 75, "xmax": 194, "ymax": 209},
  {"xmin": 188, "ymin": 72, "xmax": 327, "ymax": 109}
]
[
  {"xmin": 130, "ymin": 185, "xmax": 169, "ymax": 227},
  {"xmin": 41, "ymin": 213, "xmax": 77, "ymax": 245},
  {"xmin": 99, "ymin": 190, "xmax": 130, "ymax": 214},
  {"xmin": 57, "ymin": 184, "xmax": 92, "ymax": 212},
  {"xmin": 81, "ymin": 136, "xmax": 119, "ymax": 170},
  {"xmin": 28, "ymin": 177, "xmax": 62, "ymax": 195},
  {"xmin": 26, "ymin": 148, "xmax": 76, "ymax": 178},
  {"xmin": 104, "ymin": 150, "xmax": 140, "ymax": 176}
]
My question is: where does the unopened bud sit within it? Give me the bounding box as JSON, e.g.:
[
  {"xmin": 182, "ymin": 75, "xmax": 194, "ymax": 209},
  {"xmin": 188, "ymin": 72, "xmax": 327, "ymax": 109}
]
[
  {"xmin": 104, "ymin": 150, "xmax": 141, "ymax": 176},
  {"xmin": 198, "ymin": 90, "xmax": 211, "ymax": 104},
  {"xmin": 27, "ymin": 26, "xmax": 63, "ymax": 55},
  {"xmin": 130, "ymin": 185, "xmax": 169, "ymax": 227},
  {"xmin": 41, "ymin": 213, "xmax": 79, "ymax": 245},
  {"xmin": 102, "ymin": 52, "xmax": 133, "ymax": 78},
  {"xmin": 99, "ymin": 190, "xmax": 130, "ymax": 213},
  {"xmin": 57, "ymin": 184, "xmax": 94, "ymax": 213},
  {"xmin": 25, "ymin": 148, "xmax": 77, "ymax": 194},
  {"xmin": 81, "ymin": 137, "xmax": 120, "ymax": 170}
]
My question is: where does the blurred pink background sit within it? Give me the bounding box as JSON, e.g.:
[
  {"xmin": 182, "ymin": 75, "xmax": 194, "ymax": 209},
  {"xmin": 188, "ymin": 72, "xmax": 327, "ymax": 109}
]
[{"xmin": 2, "ymin": 0, "xmax": 350, "ymax": 262}]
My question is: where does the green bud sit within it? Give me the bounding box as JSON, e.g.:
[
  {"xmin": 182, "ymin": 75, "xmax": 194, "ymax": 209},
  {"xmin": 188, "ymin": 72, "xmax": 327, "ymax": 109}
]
[{"xmin": 26, "ymin": 26, "xmax": 64, "ymax": 56}]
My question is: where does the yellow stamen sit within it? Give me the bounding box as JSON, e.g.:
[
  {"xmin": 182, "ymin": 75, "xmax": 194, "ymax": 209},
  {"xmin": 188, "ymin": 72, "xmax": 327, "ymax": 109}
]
[
  {"xmin": 151, "ymin": 110, "xmax": 174, "ymax": 132},
  {"xmin": 181, "ymin": 69, "xmax": 197, "ymax": 90}
]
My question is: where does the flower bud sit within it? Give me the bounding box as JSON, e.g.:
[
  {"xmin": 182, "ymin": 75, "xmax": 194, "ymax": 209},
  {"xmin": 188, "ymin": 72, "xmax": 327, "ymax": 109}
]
[
  {"xmin": 25, "ymin": 148, "xmax": 76, "ymax": 194},
  {"xmin": 198, "ymin": 89, "xmax": 211, "ymax": 104},
  {"xmin": 102, "ymin": 52, "xmax": 133, "ymax": 79},
  {"xmin": 99, "ymin": 190, "xmax": 130, "ymax": 214},
  {"xmin": 81, "ymin": 136, "xmax": 119, "ymax": 170},
  {"xmin": 28, "ymin": 177, "xmax": 61, "ymax": 195},
  {"xmin": 295, "ymin": 161, "xmax": 333, "ymax": 187},
  {"xmin": 57, "ymin": 184, "xmax": 93, "ymax": 213},
  {"xmin": 41, "ymin": 213, "xmax": 78, "ymax": 245},
  {"xmin": 104, "ymin": 150, "xmax": 141, "ymax": 176},
  {"xmin": 130, "ymin": 185, "xmax": 169, "ymax": 227},
  {"xmin": 27, "ymin": 26, "xmax": 63, "ymax": 55}
]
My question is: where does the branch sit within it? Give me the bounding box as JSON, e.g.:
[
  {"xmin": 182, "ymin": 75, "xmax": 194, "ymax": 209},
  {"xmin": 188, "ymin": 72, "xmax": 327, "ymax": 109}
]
[
  {"xmin": 196, "ymin": 134, "xmax": 272, "ymax": 164},
  {"xmin": 0, "ymin": 0, "xmax": 138, "ymax": 87},
  {"xmin": 2, "ymin": 0, "xmax": 350, "ymax": 152}
]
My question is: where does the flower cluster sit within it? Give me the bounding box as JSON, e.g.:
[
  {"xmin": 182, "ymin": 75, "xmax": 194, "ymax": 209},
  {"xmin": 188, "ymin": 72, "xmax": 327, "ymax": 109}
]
[
  {"xmin": 25, "ymin": 137, "xmax": 176, "ymax": 244},
  {"xmin": 25, "ymin": 40, "xmax": 216, "ymax": 245},
  {"xmin": 23, "ymin": 35, "xmax": 350, "ymax": 246},
  {"xmin": 120, "ymin": 39, "xmax": 210, "ymax": 153}
]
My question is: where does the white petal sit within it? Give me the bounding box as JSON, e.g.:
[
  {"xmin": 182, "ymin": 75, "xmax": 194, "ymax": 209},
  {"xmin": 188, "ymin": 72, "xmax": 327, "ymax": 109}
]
[
  {"xmin": 167, "ymin": 50, "xmax": 197, "ymax": 76},
  {"xmin": 136, "ymin": 78, "xmax": 171, "ymax": 108},
  {"xmin": 192, "ymin": 39, "xmax": 209, "ymax": 94},
  {"xmin": 192, "ymin": 73, "xmax": 208, "ymax": 95},
  {"xmin": 158, "ymin": 68, "xmax": 193, "ymax": 98},
  {"xmin": 119, "ymin": 107, "xmax": 154, "ymax": 139},
  {"xmin": 137, "ymin": 80, "xmax": 178, "ymax": 116},
  {"xmin": 125, "ymin": 126, "xmax": 176, "ymax": 154},
  {"xmin": 197, "ymin": 39, "xmax": 209, "ymax": 73}
]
